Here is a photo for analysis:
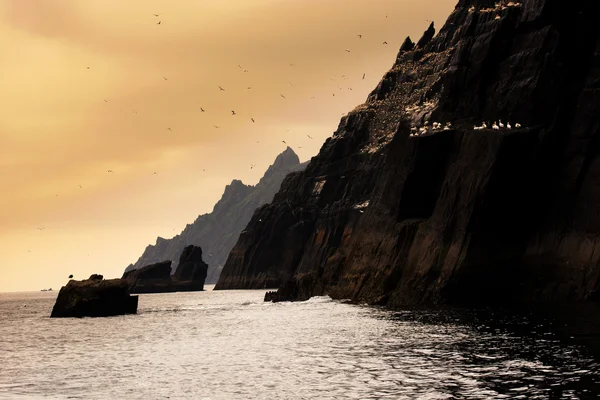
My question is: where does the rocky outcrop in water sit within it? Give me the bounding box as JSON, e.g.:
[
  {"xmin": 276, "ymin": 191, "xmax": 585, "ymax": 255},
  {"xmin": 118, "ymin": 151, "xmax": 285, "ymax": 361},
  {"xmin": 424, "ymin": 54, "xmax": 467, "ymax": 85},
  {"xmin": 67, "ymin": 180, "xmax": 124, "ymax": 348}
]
[
  {"xmin": 122, "ymin": 261, "xmax": 174, "ymax": 294},
  {"xmin": 172, "ymin": 245, "xmax": 208, "ymax": 291},
  {"xmin": 123, "ymin": 246, "xmax": 209, "ymax": 293},
  {"xmin": 216, "ymin": 0, "xmax": 600, "ymax": 308},
  {"xmin": 125, "ymin": 147, "xmax": 307, "ymax": 283},
  {"xmin": 50, "ymin": 276, "xmax": 138, "ymax": 318}
]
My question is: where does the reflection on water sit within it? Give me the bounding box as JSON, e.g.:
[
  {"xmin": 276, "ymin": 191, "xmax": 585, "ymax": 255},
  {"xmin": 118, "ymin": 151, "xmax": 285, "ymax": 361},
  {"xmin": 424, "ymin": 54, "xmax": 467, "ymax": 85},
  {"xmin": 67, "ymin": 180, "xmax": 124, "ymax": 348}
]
[{"xmin": 0, "ymin": 287, "xmax": 599, "ymax": 399}]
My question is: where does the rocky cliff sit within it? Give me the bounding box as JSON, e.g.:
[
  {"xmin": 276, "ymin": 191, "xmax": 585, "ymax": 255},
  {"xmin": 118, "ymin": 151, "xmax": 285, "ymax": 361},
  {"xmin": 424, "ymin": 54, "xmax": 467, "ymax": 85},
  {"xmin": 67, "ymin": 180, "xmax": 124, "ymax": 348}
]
[
  {"xmin": 125, "ymin": 147, "xmax": 307, "ymax": 283},
  {"xmin": 215, "ymin": 0, "xmax": 600, "ymax": 308}
]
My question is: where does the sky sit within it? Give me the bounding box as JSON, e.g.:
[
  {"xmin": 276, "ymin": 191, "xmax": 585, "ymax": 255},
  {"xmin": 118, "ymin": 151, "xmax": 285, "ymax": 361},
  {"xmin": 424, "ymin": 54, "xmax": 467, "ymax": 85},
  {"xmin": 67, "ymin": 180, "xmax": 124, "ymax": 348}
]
[{"xmin": 0, "ymin": 0, "xmax": 455, "ymax": 292}]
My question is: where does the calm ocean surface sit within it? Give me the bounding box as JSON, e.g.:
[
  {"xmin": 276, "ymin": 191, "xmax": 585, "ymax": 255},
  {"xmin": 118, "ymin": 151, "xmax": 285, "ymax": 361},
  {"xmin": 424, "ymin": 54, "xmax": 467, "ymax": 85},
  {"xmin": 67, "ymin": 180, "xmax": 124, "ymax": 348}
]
[{"xmin": 1, "ymin": 286, "xmax": 600, "ymax": 399}]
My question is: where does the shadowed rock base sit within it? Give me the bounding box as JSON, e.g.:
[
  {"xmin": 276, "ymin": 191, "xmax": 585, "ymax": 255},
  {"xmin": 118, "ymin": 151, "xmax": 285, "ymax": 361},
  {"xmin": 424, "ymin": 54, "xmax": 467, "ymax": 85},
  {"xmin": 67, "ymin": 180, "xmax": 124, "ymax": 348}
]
[{"xmin": 50, "ymin": 276, "xmax": 138, "ymax": 318}]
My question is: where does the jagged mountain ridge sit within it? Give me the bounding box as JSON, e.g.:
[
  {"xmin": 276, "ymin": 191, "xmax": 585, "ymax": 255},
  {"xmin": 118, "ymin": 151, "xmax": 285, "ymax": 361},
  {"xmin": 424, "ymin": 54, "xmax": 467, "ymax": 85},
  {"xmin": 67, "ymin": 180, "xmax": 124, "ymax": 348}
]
[
  {"xmin": 216, "ymin": 0, "xmax": 600, "ymax": 307},
  {"xmin": 125, "ymin": 147, "xmax": 307, "ymax": 283}
]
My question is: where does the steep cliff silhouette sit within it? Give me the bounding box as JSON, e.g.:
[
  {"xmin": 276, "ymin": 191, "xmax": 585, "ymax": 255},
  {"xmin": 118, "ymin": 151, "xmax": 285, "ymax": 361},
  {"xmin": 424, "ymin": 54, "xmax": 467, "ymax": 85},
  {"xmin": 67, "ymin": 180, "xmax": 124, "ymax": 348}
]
[
  {"xmin": 125, "ymin": 147, "xmax": 307, "ymax": 283},
  {"xmin": 216, "ymin": 0, "xmax": 600, "ymax": 307}
]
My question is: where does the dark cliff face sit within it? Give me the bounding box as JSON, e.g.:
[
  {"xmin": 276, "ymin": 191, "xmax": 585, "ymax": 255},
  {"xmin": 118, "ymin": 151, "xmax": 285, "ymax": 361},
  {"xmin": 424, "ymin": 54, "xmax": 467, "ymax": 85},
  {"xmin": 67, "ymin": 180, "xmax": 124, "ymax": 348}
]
[
  {"xmin": 215, "ymin": 0, "xmax": 600, "ymax": 307},
  {"xmin": 125, "ymin": 147, "xmax": 306, "ymax": 283}
]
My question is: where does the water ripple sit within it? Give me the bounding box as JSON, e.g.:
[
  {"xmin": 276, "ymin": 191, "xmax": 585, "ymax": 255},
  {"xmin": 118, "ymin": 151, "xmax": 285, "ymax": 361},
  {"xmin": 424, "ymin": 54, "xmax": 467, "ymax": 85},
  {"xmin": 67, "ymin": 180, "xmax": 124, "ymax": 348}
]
[{"xmin": 0, "ymin": 289, "xmax": 599, "ymax": 399}]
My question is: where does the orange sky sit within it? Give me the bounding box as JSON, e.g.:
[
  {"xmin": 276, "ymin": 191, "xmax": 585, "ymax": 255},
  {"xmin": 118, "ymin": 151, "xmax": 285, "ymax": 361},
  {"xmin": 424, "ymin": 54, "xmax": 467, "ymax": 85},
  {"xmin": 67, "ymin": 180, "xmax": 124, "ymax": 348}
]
[{"xmin": 0, "ymin": 0, "xmax": 454, "ymax": 292}]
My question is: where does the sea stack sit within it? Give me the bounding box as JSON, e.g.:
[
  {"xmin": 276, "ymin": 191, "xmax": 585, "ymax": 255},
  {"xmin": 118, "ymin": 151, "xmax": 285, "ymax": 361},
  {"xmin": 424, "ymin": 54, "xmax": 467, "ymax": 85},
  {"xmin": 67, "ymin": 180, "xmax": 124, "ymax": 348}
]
[
  {"xmin": 50, "ymin": 274, "xmax": 138, "ymax": 318},
  {"xmin": 122, "ymin": 246, "xmax": 208, "ymax": 293}
]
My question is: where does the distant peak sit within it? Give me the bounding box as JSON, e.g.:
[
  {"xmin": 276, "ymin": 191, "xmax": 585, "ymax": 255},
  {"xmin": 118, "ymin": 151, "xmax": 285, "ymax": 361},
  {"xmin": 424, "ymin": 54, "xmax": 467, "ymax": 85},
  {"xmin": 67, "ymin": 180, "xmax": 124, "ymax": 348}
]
[{"xmin": 272, "ymin": 147, "xmax": 300, "ymax": 168}]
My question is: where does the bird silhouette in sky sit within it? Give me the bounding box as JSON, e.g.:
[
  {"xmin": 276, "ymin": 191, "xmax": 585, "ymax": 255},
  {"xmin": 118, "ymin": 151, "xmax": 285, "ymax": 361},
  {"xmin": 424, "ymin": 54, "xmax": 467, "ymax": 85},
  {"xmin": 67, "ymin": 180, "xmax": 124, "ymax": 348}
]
[
  {"xmin": 104, "ymin": 99, "xmax": 108, "ymax": 102},
  {"xmin": 153, "ymin": 14, "xmax": 160, "ymax": 17},
  {"xmin": 108, "ymin": 170, "xmax": 114, "ymax": 173},
  {"xmin": 69, "ymin": 275, "xmax": 73, "ymax": 279},
  {"xmin": 219, "ymin": 86, "xmax": 225, "ymax": 91},
  {"xmin": 346, "ymin": 49, "xmax": 351, "ymax": 52},
  {"xmin": 86, "ymin": 66, "xmax": 90, "ymax": 69},
  {"xmin": 167, "ymin": 127, "xmax": 172, "ymax": 131},
  {"xmin": 280, "ymin": 94, "xmax": 286, "ymax": 99},
  {"xmin": 358, "ymin": 34, "xmax": 362, "ymax": 39},
  {"xmin": 200, "ymin": 107, "xmax": 205, "ymax": 112},
  {"xmin": 231, "ymin": 110, "xmax": 236, "ymax": 115},
  {"xmin": 289, "ymin": 64, "xmax": 295, "ymax": 67},
  {"xmin": 247, "ymin": 87, "xmax": 252, "ymax": 90},
  {"xmin": 363, "ymin": 73, "xmax": 366, "ymax": 79},
  {"xmin": 282, "ymin": 140, "xmax": 287, "ymax": 144},
  {"xmin": 163, "ymin": 76, "xmax": 168, "ymax": 80},
  {"xmin": 307, "ymin": 135, "xmax": 313, "ymax": 139},
  {"xmin": 214, "ymin": 125, "xmax": 220, "ymax": 129},
  {"xmin": 251, "ymin": 118, "xmax": 255, "ymax": 123},
  {"xmin": 154, "ymin": 172, "xmax": 157, "ymax": 175},
  {"xmin": 78, "ymin": 185, "xmax": 82, "ymax": 189},
  {"xmin": 157, "ymin": 21, "xmax": 161, "ymax": 25},
  {"xmin": 383, "ymin": 41, "xmax": 388, "ymax": 45}
]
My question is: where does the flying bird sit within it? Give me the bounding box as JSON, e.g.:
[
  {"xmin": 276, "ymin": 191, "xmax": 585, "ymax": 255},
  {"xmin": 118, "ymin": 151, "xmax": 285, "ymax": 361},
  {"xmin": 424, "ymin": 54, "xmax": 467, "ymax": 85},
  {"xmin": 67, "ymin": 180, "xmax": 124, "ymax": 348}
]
[
  {"xmin": 332, "ymin": 93, "xmax": 336, "ymax": 97},
  {"xmin": 358, "ymin": 34, "xmax": 362, "ymax": 39},
  {"xmin": 108, "ymin": 170, "xmax": 114, "ymax": 173},
  {"xmin": 154, "ymin": 172, "xmax": 157, "ymax": 175},
  {"xmin": 289, "ymin": 64, "xmax": 295, "ymax": 67},
  {"xmin": 78, "ymin": 185, "xmax": 82, "ymax": 189},
  {"xmin": 231, "ymin": 110, "xmax": 236, "ymax": 115},
  {"xmin": 251, "ymin": 118, "xmax": 255, "ymax": 123},
  {"xmin": 247, "ymin": 87, "xmax": 252, "ymax": 90},
  {"xmin": 157, "ymin": 21, "xmax": 161, "ymax": 25},
  {"xmin": 219, "ymin": 86, "xmax": 225, "ymax": 91},
  {"xmin": 214, "ymin": 125, "xmax": 220, "ymax": 129},
  {"xmin": 200, "ymin": 107, "xmax": 205, "ymax": 112},
  {"xmin": 307, "ymin": 135, "xmax": 313, "ymax": 139},
  {"xmin": 282, "ymin": 140, "xmax": 287, "ymax": 144},
  {"xmin": 69, "ymin": 275, "xmax": 73, "ymax": 279},
  {"xmin": 280, "ymin": 94, "xmax": 286, "ymax": 99},
  {"xmin": 163, "ymin": 76, "xmax": 168, "ymax": 80},
  {"xmin": 167, "ymin": 127, "xmax": 172, "ymax": 131},
  {"xmin": 104, "ymin": 99, "xmax": 108, "ymax": 102},
  {"xmin": 383, "ymin": 41, "xmax": 388, "ymax": 45},
  {"xmin": 153, "ymin": 14, "xmax": 160, "ymax": 17},
  {"xmin": 363, "ymin": 73, "xmax": 366, "ymax": 79},
  {"xmin": 345, "ymin": 49, "xmax": 351, "ymax": 52},
  {"xmin": 86, "ymin": 66, "xmax": 90, "ymax": 69}
]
